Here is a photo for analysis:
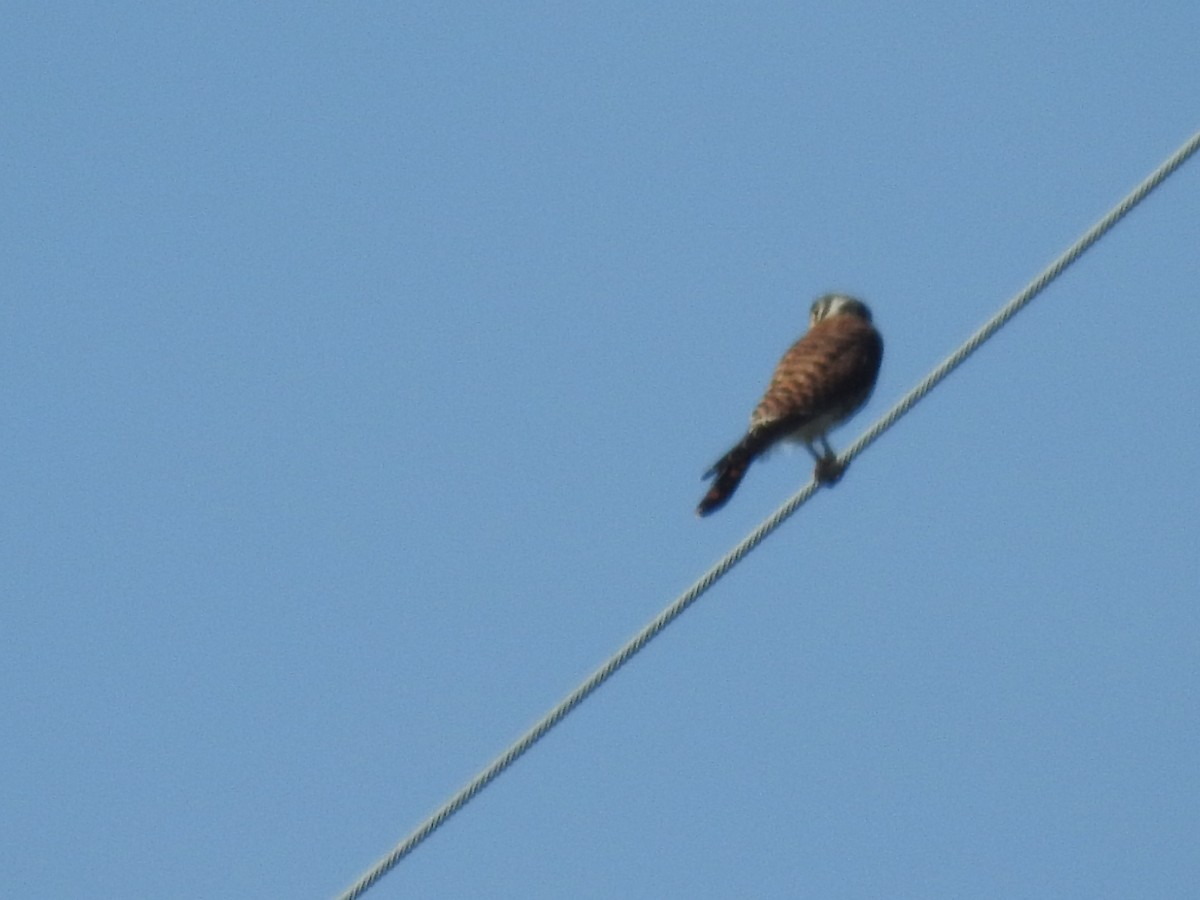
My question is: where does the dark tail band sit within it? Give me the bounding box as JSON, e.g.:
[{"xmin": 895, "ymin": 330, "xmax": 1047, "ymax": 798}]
[{"xmin": 697, "ymin": 433, "xmax": 762, "ymax": 516}]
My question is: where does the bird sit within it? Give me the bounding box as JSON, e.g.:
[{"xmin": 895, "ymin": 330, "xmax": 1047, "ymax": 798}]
[{"xmin": 697, "ymin": 294, "xmax": 883, "ymax": 516}]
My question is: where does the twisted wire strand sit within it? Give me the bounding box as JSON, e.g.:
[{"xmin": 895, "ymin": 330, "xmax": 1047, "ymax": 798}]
[
  {"xmin": 335, "ymin": 129, "xmax": 1200, "ymax": 900},
  {"xmin": 840, "ymin": 130, "xmax": 1200, "ymax": 469}
]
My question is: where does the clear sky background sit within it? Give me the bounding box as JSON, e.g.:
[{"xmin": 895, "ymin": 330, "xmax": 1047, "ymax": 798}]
[{"xmin": 4, "ymin": 4, "xmax": 1198, "ymax": 898}]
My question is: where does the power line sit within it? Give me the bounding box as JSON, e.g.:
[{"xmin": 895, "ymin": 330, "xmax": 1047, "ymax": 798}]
[
  {"xmin": 840, "ymin": 131, "xmax": 1200, "ymax": 472},
  {"xmin": 334, "ymin": 129, "xmax": 1200, "ymax": 900}
]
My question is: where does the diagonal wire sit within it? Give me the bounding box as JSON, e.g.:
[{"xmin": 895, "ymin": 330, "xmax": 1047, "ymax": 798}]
[
  {"xmin": 334, "ymin": 129, "xmax": 1200, "ymax": 900},
  {"xmin": 838, "ymin": 131, "xmax": 1200, "ymax": 473}
]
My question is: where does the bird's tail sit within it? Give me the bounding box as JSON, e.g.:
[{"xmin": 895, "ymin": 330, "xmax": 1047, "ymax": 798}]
[{"xmin": 697, "ymin": 433, "xmax": 764, "ymax": 516}]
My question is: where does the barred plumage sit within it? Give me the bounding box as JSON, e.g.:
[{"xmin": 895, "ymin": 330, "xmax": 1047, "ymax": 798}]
[{"xmin": 698, "ymin": 294, "xmax": 883, "ymax": 516}]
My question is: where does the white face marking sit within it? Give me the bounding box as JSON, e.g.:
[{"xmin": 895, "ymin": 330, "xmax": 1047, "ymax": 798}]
[
  {"xmin": 809, "ymin": 298, "xmax": 829, "ymax": 327},
  {"xmin": 826, "ymin": 296, "xmax": 851, "ymax": 317},
  {"xmin": 810, "ymin": 294, "xmax": 869, "ymax": 327}
]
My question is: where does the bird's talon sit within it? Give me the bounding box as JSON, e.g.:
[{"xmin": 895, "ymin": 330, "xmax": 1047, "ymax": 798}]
[{"xmin": 814, "ymin": 456, "xmax": 845, "ymax": 486}]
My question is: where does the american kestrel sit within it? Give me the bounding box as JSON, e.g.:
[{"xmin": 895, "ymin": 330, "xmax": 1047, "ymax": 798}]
[{"xmin": 697, "ymin": 294, "xmax": 883, "ymax": 516}]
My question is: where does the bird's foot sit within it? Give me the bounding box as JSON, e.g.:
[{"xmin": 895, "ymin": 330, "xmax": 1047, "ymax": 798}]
[{"xmin": 813, "ymin": 454, "xmax": 846, "ymax": 486}]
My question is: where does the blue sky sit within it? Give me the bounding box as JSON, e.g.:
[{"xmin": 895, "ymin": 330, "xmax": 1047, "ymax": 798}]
[{"xmin": 4, "ymin": 4, "xmax": 1198, "ymax": 898}]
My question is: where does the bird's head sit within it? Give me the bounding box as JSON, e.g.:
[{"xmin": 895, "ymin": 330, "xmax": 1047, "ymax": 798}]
[{"xmin": 810, "ymin": 293, "xmax": 872, "ymax": 327}]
